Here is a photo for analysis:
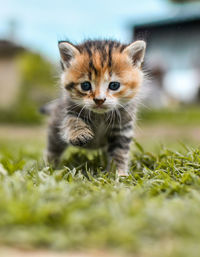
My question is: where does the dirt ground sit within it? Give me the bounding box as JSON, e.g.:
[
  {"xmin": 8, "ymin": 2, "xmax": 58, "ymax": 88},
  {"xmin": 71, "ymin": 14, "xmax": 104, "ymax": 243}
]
[
  {"xmin": 0, "ymin": 124, "xmax": 199, "ymax": 145},
  {"xmin": 0, "ymin": 247, "xmax": 126, "ymax": 257}
]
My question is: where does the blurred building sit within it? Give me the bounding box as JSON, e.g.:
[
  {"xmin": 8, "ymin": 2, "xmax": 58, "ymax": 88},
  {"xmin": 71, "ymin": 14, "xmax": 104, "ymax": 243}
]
[
  {"xmin": 132, "ymin": 3, "xmax": 200, "ymax": 107},
  {"xmin": 0, "ymin": 40, "xmax": 24, "ymax": 108}
]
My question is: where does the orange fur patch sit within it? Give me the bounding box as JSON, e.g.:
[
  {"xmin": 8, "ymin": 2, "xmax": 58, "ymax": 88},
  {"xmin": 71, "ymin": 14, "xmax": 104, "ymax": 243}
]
[{"xmin": 61, "ymin": 41, "xmax": 143, "ymax": 101}]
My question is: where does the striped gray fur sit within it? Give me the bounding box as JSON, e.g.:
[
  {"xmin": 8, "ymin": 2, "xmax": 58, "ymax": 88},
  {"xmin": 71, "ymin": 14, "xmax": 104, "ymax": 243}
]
[{"xmin": 46, "ymin": 97, "xmax": 137, "ymax": 176}]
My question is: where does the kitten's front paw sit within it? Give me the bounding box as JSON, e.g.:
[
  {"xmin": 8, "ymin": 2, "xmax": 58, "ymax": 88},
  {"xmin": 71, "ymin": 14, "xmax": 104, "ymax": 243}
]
[
  {"xmin": 69, "ymin": 127, "xmax": 94, "ymax": 146},
  {"xmin": 117, "ymin": 170, "xmax": 129, "ymax": 177}
]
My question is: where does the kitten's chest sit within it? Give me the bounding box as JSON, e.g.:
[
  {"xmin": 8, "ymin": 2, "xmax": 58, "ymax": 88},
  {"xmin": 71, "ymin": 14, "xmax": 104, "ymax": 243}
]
[{"xmin": 85, "ymin": 116, "xmax": 110, "ymax": 149}]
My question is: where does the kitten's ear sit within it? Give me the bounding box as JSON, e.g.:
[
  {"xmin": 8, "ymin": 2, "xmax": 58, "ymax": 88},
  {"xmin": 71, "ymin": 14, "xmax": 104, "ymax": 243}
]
[
  {"xmin": 123, "ymin": 40, "xmax": 146, "ymax": 67},
  {"xmin": 58, "ymin": 41, "xmax": 79, "ymax": 69}
]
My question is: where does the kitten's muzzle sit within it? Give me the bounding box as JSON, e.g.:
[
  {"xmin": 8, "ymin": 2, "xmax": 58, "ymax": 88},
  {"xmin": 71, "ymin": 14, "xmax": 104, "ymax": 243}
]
[{"xmin": 93, "ymin": 98, "xmax": 106, "ymax": 106}]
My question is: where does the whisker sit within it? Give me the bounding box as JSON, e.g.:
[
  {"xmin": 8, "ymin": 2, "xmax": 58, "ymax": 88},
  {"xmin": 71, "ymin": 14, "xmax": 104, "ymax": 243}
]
[
  {"xmin": 64, "ymin": 103, "xmax": 82, "ymax": 114},
  {"xmin": 76, "ymin": 105, "xmax": 86, "ymax": 129},
  {"xmin": 115, "ymin": 108, "xmax": 122, "ymax": 131},
  {"xmin": 117, "ymin": 103, "xmax": 135, "ymax": 121},
  {"xmin": 105, "ymin": 111, "xmax": 112, "ymax": 131}
]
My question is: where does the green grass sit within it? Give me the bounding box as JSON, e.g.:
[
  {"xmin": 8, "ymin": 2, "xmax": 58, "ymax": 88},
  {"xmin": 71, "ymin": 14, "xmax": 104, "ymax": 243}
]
[
  {"xmin": 138, "ymin": 105, "xmax": 200, "ymax": 126},
  {"xmin": 1, "ymin": 140, "xmax": 200, "ymax": 257}
]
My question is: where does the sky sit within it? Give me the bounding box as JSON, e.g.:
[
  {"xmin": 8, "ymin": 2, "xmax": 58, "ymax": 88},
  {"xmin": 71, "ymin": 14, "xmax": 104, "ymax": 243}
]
[{"xmin": 0, "ymin": 0, "xmax": 172, "ymax": 61}]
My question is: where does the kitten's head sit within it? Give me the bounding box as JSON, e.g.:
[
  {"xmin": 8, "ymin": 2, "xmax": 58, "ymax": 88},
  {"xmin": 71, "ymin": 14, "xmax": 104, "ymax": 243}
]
[{"xmin": 59, "ymin": 40, "xmax": 146, "ymax": 113}]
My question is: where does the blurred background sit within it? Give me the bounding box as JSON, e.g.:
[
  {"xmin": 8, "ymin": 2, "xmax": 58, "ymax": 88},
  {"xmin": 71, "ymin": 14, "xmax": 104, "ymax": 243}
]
[{"xmin": 1, "ymin": 0, "xmax": 200, "ymax": 150}]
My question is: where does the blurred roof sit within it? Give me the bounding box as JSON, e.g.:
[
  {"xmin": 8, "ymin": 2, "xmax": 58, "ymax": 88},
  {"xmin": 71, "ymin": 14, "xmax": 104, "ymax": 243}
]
[
  {"xmin": 132, "ymin": 2, "xmax": 200, "ymax": 28},
  {"xmin": 0, "ymin": 39, "xmax": 25, "ymax": 58}
]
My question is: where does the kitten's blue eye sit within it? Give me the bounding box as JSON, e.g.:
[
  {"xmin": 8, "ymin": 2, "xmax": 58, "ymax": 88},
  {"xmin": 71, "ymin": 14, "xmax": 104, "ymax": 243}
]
[
  {"xmin": 81, "ymin": 81, "xmax": 91, "ymax": 91},
  {"xmin": 108, "ymin": 82, "xmax": 120, "ymax": 91}
]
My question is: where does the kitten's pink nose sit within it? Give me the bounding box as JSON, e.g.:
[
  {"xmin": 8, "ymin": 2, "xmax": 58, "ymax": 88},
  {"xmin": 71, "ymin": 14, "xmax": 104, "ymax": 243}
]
[{"xmin": 93, "ymin": 98, "xmax": 106, "ymax": 106}]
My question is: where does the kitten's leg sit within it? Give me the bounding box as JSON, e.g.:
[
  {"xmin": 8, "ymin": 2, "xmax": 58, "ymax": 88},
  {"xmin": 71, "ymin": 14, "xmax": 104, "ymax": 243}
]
[
  {"xmin": 46, "ymin": 122, "xmax": 68, "ymax": 167},
  {"xmin": 46, "ymin": 113, "xmax": 93, "ymax": 166},
  {"xmin": 107, "ymin": 123, "xmax": 134, "ymax": 176},
  {"xmin": 60, "ymin": 115, "xmax": 94, "ymax": 147}
]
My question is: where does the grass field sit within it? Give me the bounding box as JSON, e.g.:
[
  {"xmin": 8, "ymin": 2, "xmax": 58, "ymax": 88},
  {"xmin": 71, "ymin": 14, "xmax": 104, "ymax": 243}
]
[{"xmin": 1, "ymin": 109, "xmax": 200, "ymax": 256}]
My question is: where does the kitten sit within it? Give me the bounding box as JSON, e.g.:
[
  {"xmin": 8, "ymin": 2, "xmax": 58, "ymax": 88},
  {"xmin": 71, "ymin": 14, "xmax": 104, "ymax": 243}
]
[{"xmin": 44, "ymin": 39, "xmax": 146, "ymax": 176}]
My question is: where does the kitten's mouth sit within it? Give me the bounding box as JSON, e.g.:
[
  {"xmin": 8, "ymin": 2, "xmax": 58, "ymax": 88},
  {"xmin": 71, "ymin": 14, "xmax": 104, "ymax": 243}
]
[{"xmin": 90, "ymin": 105, "xmax": 109, "ymax": 113}]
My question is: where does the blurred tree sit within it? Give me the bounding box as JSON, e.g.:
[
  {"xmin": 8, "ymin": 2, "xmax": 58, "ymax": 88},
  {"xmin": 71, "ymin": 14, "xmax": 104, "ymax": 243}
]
[
  {"xmin": 0, "ymin": 51, "xmax": 57, "ymax": 124},
  {"xmin": 18, "ymin": 52, "xmax": 56, "ymax": 105}
]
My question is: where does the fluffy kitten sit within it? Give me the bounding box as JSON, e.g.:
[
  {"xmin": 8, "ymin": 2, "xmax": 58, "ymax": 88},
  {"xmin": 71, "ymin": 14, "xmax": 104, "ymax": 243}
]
[{"xmin": 44, "ymin": 39, "xmax": 146, "ymax": 176}]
